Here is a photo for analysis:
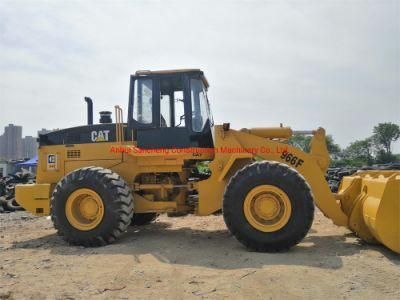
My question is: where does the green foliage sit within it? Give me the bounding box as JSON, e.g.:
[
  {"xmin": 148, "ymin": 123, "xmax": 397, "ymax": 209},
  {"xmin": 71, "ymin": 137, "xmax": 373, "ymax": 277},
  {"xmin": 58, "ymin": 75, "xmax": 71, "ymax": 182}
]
[
  {"xmin": 326, "ymin": 135, "xmax": 341, "ymax": 155},
  {"xmin": 372, "ymin": 123, "xmax": 400, "ymax": 154},
  {"xmin": 341, "ymin": 138, "xmax": 374, "ymax": 167},
  {"xmin": 197, "ymin": 161, "xmax": 210, "ymax": 173},
  {"xmin": 375, "ymin": 150, "xmax": 399, "ymax": 164},
  {"xmin": 288, "ymin": 134, "xmax": 340, "ymax": 156},
  {"xmin": 289, "ymin": 123, "xmax": 399, "ymax": 167},
  {"xmin": 330, "ymin": 158, "xmax": 355, "ymax": 168},
  {"xmin": 288, "ymin": 135, "xmax": 311, "ymax": 152}
]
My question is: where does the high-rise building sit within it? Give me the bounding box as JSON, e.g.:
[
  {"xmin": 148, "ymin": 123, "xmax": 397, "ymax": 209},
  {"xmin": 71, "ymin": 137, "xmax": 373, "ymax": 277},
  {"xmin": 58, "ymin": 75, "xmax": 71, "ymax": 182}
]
[
  {"xmin": 0, "ymin": 134, "xmax": 5, "ymax": 160},
  {"xmin": 0, "ymin": 126, "xmax": 54, "ymax": 161},
  {"xmin": 22, "ymin": 136, "xmax": 38, "ymax": 158},
  {"xmin": 3, "ymin": 124, "xmax": 23, "ymax": 160}
]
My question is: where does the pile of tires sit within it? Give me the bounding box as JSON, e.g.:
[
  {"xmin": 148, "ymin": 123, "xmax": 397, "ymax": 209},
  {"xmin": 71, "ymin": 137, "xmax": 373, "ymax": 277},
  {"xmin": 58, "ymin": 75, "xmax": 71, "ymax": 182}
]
[
  {"xmin": 326, "ymin": 168, "xmax": 357, "ymax": 193},
  {"xmin": 326, "ymin": 163, "xmax": 400, "ymax": 193},
  {"xmin": 0, "ymin": 171, "xmax": 35, "ymax": 213}
]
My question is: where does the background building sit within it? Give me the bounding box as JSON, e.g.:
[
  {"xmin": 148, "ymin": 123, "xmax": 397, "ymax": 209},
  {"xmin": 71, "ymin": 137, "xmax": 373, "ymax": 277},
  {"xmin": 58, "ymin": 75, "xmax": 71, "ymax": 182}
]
[
  {"xmin": 0, "ymin": 134, "xmax": 4, "ymax": 160},
  {"xmin": 0, "ymin": 161, "xmax": 7, "ymax": 177},
  {"xmin": 22, "ymin": 136, "xmax": 38, "ymax": 158},
  {"xmin": 0, "ymin": 126, "xmax": 55, "ymax": 162},
  {"xmin": 1, "ymin": 124, "xmax": 23, "ymax": 160}
]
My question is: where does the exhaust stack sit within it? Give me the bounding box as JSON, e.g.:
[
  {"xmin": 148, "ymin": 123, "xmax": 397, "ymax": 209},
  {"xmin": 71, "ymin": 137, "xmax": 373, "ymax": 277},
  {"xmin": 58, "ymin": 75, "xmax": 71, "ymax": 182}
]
[{"xmin": 84, "ymin": 97, "xmax": 93, "ymax": 125}]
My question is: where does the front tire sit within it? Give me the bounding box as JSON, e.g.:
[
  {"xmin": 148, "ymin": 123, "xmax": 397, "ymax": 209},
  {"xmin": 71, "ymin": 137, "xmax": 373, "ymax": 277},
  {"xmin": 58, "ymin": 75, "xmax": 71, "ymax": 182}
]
[
  {"xmin": 51, "ymin": 167, "xmax": 133, "ymax": 247},
  {"xmin": 223, "ymin": 161, "xmax": 314, "ymax": 252}
]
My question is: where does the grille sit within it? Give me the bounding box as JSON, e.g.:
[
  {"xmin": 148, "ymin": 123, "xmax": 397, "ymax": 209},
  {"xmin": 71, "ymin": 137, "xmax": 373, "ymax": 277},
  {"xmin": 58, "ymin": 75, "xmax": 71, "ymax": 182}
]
[{"xmin": 67, "ymin": 150, "xmax": 81, "ymax": 159}]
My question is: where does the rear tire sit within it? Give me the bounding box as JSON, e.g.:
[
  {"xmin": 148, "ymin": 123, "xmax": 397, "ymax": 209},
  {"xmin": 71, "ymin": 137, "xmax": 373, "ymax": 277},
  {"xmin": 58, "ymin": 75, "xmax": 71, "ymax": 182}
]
[
  {"xmin": 130, "ymin": 213, "xmax": 157, "ymax": 226},
  {"xmin": 51, "ymin": 167, "xmax": 133, "ymax": 247},
  {"xmin": 223, "ymin": 161, "xmax": 314, "ymax": 252}
]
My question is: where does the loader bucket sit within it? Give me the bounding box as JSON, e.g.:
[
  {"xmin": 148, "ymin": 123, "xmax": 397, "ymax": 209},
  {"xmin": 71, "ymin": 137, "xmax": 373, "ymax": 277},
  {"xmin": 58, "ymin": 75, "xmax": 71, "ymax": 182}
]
[{"xmin": 337, "ymin": 171, "xmax": 400, "ymax": 254}]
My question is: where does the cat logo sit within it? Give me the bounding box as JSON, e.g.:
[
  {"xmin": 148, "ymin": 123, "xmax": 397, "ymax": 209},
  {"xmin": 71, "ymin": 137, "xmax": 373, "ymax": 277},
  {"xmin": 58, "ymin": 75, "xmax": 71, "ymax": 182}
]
[
  {"xmin": 47, "ymin": 154, "xmax": 57, "ymax": 170},
  {"xmin": 91, "ymin": 130, "xmax": 110, "ymax": 142}
]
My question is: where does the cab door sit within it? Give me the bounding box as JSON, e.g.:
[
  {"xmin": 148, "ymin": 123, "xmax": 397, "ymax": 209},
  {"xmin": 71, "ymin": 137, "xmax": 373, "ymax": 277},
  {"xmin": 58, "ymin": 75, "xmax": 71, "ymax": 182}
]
[{"xmin": 129, "ymin": 74, "xmax": 192, "ymax": 149}]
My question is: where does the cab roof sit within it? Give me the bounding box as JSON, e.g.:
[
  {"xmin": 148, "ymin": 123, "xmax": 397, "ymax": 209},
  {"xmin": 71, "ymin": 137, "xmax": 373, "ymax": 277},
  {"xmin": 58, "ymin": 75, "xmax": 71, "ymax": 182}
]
[{"xmin": 135, "ymin": 69, "xmax": 209, "ymax": 88}]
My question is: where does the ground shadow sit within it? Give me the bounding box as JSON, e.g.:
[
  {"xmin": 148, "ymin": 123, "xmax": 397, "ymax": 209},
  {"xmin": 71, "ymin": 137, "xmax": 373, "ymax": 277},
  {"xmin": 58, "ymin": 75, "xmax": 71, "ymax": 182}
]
[{"xmin": 9, "ymin": 220, "xmax": 400, "ymax": 270}]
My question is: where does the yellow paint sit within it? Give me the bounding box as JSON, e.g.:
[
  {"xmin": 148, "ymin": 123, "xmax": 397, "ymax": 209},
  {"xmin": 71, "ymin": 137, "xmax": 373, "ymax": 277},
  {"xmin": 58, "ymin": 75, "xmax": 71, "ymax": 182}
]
[
  {"xmin": 15, "ymin": 183, "xmax": 51, "ymax": 216},
  {"xmin": 65, "ymin": 188, "xmax": 105, "ymax": 231},
  {"xmin": 217, "ymin": 153, "xmax": 253, "ymax": 182},
  {"xmin": 337, "ymin": 171, "xmax": 400, "ymax": 254},
  {"xmin": 133, "ymin": 193, "xmax": 178, "ymax": 212},
  {"xmin": 240, "ymin": 127, "xmax": 293, "ymax": 139},
  {"xmin": 243, "ymin": 185, "xmax": 292, "ymax": 232}
]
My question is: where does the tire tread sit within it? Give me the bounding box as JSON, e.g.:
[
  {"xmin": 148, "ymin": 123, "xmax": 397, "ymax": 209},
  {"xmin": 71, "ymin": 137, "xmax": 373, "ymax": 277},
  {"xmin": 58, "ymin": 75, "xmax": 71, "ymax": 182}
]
[
  {"xmin": 50, "ymin": 166, "xmax": 134, "ymax": 247},
  {"xmin": 223, "ymin": 161, "xmax": 314, "ymax": 252}
]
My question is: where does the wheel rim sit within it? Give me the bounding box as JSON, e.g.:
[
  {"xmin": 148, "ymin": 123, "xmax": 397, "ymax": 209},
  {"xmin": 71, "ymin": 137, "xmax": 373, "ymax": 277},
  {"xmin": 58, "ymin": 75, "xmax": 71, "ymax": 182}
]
[
  {"xmin": 243, "ymin": 185, "xmax": 292, "ymax": 232},
  {"xmin": 65, "ymin": 188, "xmax": 104, "ymax": 231}
]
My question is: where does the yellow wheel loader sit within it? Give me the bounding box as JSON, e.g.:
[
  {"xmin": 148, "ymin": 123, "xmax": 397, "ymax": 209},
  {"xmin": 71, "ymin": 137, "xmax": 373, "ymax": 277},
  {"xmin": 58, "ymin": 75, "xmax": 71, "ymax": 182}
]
[{"xmin": 15, "ymin": 69, "xmax": 399, "ymax": 253}]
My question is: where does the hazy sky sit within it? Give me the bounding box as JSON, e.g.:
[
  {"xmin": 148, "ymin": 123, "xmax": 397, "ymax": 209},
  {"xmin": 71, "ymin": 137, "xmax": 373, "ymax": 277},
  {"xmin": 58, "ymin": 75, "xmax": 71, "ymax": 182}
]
[{"xmin": 1, "ymin": 0, "xmax": 399, "ymax": 151}]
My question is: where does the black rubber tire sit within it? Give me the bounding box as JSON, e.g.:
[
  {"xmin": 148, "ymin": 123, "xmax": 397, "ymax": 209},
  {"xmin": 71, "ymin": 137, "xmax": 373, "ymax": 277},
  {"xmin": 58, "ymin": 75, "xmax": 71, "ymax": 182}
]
[
  {"xmin": 0, "ymin": 197, "xmax": 8, "ymax": 210},
  {"xmin": 130, "ymin": 213, "xmax": 158, "ymax": 226},
  {"xmin": 6, "ymin": 198, "xmax": 23, "ymax": 211},
  {"xmin": 51, "ymin": 166, "xmax": 134, "ymax": 247},
  {"xmin": 223, "ymin": 161, "xmax": 314, "ymax": 252}
]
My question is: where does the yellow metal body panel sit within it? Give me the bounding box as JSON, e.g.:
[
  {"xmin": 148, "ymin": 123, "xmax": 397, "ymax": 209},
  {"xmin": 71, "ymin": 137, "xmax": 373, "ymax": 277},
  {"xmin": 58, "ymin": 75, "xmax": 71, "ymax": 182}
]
[
  {"xmin": 240, "ymin": 127, "xmax": 293, "ymax": 139},
  {"xmin": 19, "ymin": 140, "xmax": 214, "ymax": 215},
  {"xmin": 133, "ymin": 193, "xmax": 178, "ymax": 213},
  {"xmin": 15, "ymin": 183, "xmax": 52, "ymax": 216},
  {"xmin": 35, "ymin": 143, "xmax": 124, "ymax": 184},
  {"xmin": 217, "ymin": 153, "xmax": 253, "ymax": 182}
]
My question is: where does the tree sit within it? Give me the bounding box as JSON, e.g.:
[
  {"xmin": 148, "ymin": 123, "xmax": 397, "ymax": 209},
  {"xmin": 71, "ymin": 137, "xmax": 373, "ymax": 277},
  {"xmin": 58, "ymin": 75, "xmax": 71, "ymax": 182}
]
[
  {"xmin": 372, "ymin": 123, "xmax": 400, "ymax": 154},
  {"xmin": 288, "ymin": 134, "xmax": 341, "ymax": 158},
  {"xmin": 289, "ymin": 123, "xmax": 400, "ymax": 167},
  {"xmin": 288, "ymin": 135, "xmax": 311, "ymax": 152},
  {"xmin": 342, "ymin": 138, "xmax": 374, "ymax": 166},
  {"xmin": 375, "ymin": 150, "xmax": 398, "ymax": 164},
  {"xmin": 326, "ymin": 135, "xmax": 341, "ymax": 156}
]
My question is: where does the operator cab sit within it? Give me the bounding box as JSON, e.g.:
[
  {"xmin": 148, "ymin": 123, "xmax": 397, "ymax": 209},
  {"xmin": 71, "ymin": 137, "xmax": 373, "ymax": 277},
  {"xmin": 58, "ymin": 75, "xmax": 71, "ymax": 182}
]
[{"xmin": 128, "ymin": 69, "xmax": 214, "ymax": 149}]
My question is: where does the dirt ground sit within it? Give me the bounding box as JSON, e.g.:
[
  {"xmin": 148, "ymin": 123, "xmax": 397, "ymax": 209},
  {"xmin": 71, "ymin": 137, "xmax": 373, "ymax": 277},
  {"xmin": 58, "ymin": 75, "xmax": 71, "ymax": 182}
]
[{"xmin": 0, "ymin": 210, "xmax": 399, "ymax": 300}]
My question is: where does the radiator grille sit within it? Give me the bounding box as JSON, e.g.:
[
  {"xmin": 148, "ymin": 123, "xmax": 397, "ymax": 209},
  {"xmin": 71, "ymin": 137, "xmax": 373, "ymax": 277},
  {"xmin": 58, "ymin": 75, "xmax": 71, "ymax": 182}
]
[{"xmin": 67, "ymin": 150, "xmax": 81, "ymax": 159}]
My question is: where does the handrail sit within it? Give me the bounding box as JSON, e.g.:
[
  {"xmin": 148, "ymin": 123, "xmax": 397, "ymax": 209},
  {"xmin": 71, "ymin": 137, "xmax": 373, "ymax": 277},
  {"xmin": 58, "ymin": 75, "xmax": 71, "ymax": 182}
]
[{"xmin": 114, "ymin": 105, "xmax": 124, "ymax": 143}]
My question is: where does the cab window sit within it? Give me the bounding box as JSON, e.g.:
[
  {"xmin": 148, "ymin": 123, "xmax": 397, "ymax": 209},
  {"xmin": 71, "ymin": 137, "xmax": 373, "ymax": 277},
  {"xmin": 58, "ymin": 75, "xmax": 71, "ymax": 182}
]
[
  {"xmin": 160, "ymin": 77, "xmax": 185, "ymax": 127},
  {"xmin": 133, "ymin": 79, "xmax": 153, "ymax": 124},
  {"xmin": 191, "ymin": 79, "xmax": 212, "ymax": 132}
]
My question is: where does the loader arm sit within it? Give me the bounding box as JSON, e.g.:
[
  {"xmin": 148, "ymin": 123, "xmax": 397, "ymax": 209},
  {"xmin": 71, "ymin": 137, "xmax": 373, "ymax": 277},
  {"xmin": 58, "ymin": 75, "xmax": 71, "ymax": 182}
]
[{"xmin": 198, "ymin": 125, "xmax": 348, "ymax": 227}]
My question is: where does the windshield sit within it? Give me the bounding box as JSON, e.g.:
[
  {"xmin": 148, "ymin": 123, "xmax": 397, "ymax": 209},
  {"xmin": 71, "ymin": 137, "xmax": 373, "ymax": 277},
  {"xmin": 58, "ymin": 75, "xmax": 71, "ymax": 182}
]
[{"xmin": 190, "ymin": 79, "xmax": 213, "ymax": 132}]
